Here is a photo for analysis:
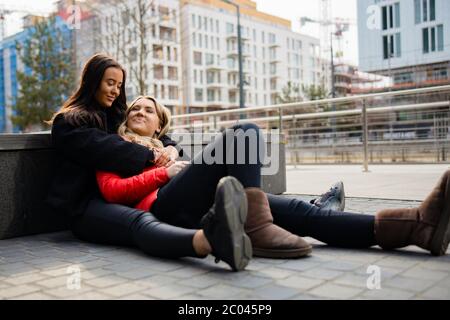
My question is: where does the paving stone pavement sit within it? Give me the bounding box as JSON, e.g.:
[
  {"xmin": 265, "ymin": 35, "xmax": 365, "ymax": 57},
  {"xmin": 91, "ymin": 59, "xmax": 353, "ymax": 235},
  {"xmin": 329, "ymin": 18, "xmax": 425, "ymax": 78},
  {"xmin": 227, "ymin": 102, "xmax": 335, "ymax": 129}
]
[{"xmin": 0, "ymin": 196, "xmax": 449, "ymax": 300}]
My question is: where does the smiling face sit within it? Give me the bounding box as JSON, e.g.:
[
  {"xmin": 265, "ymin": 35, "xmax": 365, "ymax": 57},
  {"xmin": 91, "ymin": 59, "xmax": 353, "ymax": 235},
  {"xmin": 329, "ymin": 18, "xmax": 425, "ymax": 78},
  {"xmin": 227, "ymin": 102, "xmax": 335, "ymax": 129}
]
[
  {"xmin": 126, "ymin": 98, "xmax": 161, "ymax": 137},
  {"xmin": 95, "ymin": 67, "xmax": 123, "ymax": 108}
]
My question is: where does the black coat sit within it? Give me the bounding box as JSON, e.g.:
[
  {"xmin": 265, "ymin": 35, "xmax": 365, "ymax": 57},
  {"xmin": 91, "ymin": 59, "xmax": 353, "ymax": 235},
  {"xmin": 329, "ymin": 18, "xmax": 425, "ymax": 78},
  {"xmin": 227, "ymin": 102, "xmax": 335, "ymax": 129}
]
[{"xmin": 46, "ymin": 108, "xmax": 178, "ymax": 217}]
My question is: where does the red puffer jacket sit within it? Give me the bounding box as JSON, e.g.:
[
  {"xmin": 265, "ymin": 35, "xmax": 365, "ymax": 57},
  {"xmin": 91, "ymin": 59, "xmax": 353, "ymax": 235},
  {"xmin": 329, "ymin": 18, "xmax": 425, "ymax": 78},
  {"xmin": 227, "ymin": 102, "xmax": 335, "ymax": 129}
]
[{"xmin": 96, "ymin": 166, "xmax": 170, "ymax": 211}]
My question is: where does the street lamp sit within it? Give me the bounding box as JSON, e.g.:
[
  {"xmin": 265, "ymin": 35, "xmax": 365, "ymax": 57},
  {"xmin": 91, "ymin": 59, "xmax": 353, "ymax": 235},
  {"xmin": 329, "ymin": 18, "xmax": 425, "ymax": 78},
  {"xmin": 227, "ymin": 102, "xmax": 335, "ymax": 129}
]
[{"xmin": 221, "ymin": 0, "xmax": 245, "ymax": 110}]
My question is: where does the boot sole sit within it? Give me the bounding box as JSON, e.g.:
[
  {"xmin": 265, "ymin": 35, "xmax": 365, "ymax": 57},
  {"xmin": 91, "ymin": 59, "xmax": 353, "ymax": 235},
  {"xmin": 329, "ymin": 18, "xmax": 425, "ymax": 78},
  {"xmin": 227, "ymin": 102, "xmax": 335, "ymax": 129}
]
[
  {"xmin": 430, "ymin": 178, "xmax": 450, "ymax": 256},
  {"xmin": 253, "ymin": 246, "xmax": 312, "ymax": 259},
  {"xmin": 337, "ymin": 181, "xmax": 346, "ymax": 212},
  {"xmin": 217, "ymin": 177, "xmax": 253, "ymax": 271}
]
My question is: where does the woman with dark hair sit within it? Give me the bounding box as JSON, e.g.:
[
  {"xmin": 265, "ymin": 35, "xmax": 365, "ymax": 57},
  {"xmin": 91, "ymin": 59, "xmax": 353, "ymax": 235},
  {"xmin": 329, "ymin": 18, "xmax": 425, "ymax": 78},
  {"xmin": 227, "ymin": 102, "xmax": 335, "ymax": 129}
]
[{"xmin": 46, "ymin": 54, "xmax": 252, "ymax": 272}]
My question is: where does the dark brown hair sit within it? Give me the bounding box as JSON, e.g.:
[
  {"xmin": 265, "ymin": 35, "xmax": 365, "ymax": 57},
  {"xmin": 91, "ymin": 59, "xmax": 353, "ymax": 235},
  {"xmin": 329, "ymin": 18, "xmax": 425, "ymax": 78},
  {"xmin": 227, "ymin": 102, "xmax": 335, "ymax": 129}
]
[{"xmin": 47, "ymin": 54, "xmax": 127, "ymax": 129}]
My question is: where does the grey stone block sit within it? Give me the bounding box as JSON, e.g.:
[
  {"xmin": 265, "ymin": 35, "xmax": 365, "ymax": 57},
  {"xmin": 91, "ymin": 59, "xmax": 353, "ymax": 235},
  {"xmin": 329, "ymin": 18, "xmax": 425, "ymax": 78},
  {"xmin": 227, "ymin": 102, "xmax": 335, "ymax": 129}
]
[
  {"xmin": 360, "ymin": 287, "xmax": 416, "ymax": 300},
  {"xmin": 197, "ymin": 284, "xmax": 247, "ymax": 300},
  {"xmin": 251, "ymin": 284, "xmax": 299, "ymax": 300},
  {"xmin": 308, "ymin": 283, "xmax": 364, "ymax": 300},
  {"xmin": 0, "ymin": 148, "xmax": 69, "ymax": 240},
  {"xmin": 142, "ymin": 284, "xmax": 196, "ymax": 299}
]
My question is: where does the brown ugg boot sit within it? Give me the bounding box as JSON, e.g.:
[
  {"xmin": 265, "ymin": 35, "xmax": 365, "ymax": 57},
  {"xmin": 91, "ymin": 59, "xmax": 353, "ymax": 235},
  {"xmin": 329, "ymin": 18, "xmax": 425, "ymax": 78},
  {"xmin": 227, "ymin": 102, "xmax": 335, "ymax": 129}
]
[
  {"xmin": 375, "ymin": 170, "xmax": 450, "ymax": 256},
  {"xmin": 245, "ymin": 188, "xmax": 312, "ymax": 258}
]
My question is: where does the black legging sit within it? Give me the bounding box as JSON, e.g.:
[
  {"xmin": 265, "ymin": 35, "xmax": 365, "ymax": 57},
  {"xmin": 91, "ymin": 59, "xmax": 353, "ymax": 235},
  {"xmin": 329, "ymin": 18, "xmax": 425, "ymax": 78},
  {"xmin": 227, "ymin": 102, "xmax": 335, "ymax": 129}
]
[
  {"xmin": 268, "ymin": 195, "xmax": 376, "ymax": 248},
  {"xmin": 151, "ymin": 123, "xmax": 376, "ymax": 248},
  {"xmin": 71, "ymin": 197, "xmax": 198, "ymax": 259}
]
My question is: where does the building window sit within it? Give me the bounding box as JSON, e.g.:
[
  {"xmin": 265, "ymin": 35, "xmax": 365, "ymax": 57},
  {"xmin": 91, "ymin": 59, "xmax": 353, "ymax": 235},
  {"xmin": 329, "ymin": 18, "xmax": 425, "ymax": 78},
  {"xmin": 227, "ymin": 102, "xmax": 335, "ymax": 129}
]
[
  {"xmin": 437, "ymin": 25, "xmax": 444, "ymax": 51},
  {"xmin": 415, "ymin": 0, "xmax": 421, "ymax": 24},
  {"xmin": 395, "ymin": 33, "xmax": 401, "ymax": 57},
  {"xmin": 417, "ymin": 0, "xmax": 436, "ymax": 23},
  {"xmin": 269, "ymin": 33, "xmax": 276, "ymax": 44},
  {"xmin": 153, "ymin": 65, "xmax": 164, "ymax": 80},
  {"xmin": 423, "ymin": 28, "xmax": 429, "ymax": 53},
  {"xmin": 394, "ymin": 72, "xmax": 413, "ymax": 84},
  {"xmin": 383, "ymin": 33, "xmax": 401, "ymax": 59},
  {"xmin": 227, "ymin": 23, "xmax": 234, "ymax": 35},
  {"xmin": 430, "ymin": 0, "xmax": 435, "ymax": 21},
  {"xmin": 169, "ymin": 86, "xmax": 178, "ymax": 100},
  {"xmin": 423, "ymin": 25, "xmax": 444, "ymax": 53},
  {"xmin": 205, "ymin": 53, "xmax": 214, "ymax": 65},
  {"xmin": 195, "ymin": 89, "xmax": 203, "ymax": 102},
  {"xmin": 193, "ymin": 51, "xmax": 202, "ymax": 65},
  {"xmin": 168, "ymin": 67, "xmax": 178, "ymax": 80},
  {"xmin": 423, "ymin": 0, "xmax": 428, "ymax": 22},
  {"xmin": 382, "ymin": 3, "xmax": 400, "ymax": 30}
]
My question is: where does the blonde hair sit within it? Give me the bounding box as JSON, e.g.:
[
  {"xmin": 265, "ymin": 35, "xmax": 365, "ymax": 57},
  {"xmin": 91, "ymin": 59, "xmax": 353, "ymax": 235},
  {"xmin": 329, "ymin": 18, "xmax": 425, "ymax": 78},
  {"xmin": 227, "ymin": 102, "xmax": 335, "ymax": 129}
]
[{"xmin": 118, "ymin": 96, "xmax": 172, "ymax": 150}]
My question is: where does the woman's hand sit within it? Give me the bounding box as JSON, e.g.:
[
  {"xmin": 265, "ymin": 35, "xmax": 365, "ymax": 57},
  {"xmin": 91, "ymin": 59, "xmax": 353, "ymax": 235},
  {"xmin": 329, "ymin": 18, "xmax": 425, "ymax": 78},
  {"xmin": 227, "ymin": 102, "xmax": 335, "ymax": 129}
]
[
  {"xmin": 166, "ymin": 161, "xmax": 190, "ymax": 179},
  {"xmin": 153, "ymin": 148, "xmax": 171, "ymax": 167},
  {"xmin": 164, "ymin": 146, "xmax": 179, "ymax": 161}
]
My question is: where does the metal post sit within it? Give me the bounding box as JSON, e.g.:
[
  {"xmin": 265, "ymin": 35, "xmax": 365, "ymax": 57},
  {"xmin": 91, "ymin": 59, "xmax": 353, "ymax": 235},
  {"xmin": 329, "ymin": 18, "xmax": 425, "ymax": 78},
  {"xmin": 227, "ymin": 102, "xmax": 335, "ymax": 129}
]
[
  {"xmin": 223, "ymin": 0, "xmax": 245, "ymax": 113},
  {"xmin": 330, "ymin": 32, "xmax": 337, "ymax": 143},
  {"xmin": 278, "ymin": 107, "xmax": 283, "ymax": 135},
  {"xmin": 330, "ymin": 32, "xmax": 336, "ymax": 99},
  {"xmin": 362, "ymin": 99, "xmax": 369, "ymax": 172},
  {"xmin": 236, "ymin": 5, "xmax": 244, "ymax": 111}
]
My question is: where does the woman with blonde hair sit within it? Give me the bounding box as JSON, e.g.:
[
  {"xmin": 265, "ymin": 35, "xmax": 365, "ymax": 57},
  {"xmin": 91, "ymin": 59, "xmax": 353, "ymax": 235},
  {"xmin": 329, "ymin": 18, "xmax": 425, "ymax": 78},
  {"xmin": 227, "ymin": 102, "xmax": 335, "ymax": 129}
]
[{"xmin": 98, "ymin": 94, "xmax": 450, "ymax": 259}]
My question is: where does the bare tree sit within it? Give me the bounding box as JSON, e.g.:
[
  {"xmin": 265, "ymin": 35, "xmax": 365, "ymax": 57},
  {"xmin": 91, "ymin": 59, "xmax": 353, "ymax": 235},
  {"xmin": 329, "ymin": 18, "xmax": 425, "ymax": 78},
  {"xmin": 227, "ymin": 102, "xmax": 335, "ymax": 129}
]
[{"xmin": 83, "ymin": 0, "xmax": 177, "ymax": 96}]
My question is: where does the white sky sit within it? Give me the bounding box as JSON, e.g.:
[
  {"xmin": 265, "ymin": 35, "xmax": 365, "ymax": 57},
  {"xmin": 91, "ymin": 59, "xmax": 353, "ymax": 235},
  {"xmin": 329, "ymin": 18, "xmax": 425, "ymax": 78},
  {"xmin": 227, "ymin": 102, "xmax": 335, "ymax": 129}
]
[{"xmin": 1, "ymin": 0, "xmax": 359, "ymax": 64}]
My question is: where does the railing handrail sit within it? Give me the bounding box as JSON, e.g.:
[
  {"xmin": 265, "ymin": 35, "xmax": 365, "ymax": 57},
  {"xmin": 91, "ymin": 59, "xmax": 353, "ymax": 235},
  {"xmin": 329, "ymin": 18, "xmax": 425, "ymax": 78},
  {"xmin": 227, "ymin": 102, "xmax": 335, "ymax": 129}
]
[
  {"xmin": 172, "ymin": 85, "xmax": 450, "ymax": 120},
  {"xmin": 171, "ymin": 100, "xmax": 450, "ymax": 130}
]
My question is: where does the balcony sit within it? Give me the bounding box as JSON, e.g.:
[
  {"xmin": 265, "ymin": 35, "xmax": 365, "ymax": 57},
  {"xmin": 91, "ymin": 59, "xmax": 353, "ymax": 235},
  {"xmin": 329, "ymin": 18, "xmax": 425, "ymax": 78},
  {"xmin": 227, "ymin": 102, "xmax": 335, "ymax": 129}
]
[
  {"xmin": 159, "ymin": 14, "xmax": 177, "ymax": 29},
  {"xmin": 226, "ymin": 50, "xmax": 250, "ymax": 59},
  {"xmin": 226, "ymin": 33, "xmax": 250, "ymax": 41},
  {"xmin": 206, "ymin": 63, "xmax": 224, "ymax": 71},
  {"xmin": 268, "ymin": 42, "xmax": 280, "ymax": 48},
  {"xmin": 206, "ymin": 100, "xmax": 227, "ymax": 108},
  {"xmin": 206, "ymin": 81, "xmax": 225, "ymax": 89}
]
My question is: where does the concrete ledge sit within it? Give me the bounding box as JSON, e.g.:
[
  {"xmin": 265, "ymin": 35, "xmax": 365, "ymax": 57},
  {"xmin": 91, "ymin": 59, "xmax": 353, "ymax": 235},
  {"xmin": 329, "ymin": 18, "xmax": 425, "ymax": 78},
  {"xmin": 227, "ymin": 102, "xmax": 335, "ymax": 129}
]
[{"xmin": 0, "ymin": 133, "xmax": 286, "ymax": 240}]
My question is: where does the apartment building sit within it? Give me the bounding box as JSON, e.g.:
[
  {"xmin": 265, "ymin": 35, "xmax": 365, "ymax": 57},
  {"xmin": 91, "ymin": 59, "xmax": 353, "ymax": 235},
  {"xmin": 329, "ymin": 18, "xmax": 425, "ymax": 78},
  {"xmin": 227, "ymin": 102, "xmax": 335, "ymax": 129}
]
[
  {"xmin": 94, "ymin": 0, "xmax": 183, "ymax": 115},
  {"xmin": 0, "ymin": 15, "xmax": 72, "ymax": 133},
  {"xmin": 180, "ymin": 0, "xmax": 322, "ymax": 113},
  {"xmin": 358, "ymin": 0, "xmax": 449, "ymax": 89}
]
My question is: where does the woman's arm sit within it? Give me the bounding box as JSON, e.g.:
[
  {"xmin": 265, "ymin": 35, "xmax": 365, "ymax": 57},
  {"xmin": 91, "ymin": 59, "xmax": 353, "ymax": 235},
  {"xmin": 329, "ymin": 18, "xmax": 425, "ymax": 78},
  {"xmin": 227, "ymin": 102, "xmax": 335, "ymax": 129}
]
[
  {"xmin": 52, "ymin": 114, "xmax": 154, "ymax": 177},
  {"xmin": 96, "ymin": 167, "xmax": 169, "ymax": 205},
  {"xmin": 160, "ymin": 135, "xmax": 184, "ymax": 158}
]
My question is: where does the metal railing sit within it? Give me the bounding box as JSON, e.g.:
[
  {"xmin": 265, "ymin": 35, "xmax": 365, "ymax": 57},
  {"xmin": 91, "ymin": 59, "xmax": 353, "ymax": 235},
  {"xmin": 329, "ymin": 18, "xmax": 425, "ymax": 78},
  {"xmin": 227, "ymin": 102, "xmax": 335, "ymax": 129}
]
[{"xmin": 171, "ymin": 85, "xmax": 450, "ymax": 168}]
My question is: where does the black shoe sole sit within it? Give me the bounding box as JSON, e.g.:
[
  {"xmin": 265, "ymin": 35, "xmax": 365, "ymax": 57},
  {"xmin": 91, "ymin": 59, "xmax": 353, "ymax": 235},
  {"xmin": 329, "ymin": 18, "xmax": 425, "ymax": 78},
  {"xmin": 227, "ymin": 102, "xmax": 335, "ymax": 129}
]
[
  {"xmin": 216, "ymin": 177, "xmax": 253, "ymax": 271},
  {"xmin": 337, "ymin": 181, "xmax": 346, "ymax": 212},
  {"xmin": 253, "ymin": 246, "xmax": 312, "ymax": 259}
]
